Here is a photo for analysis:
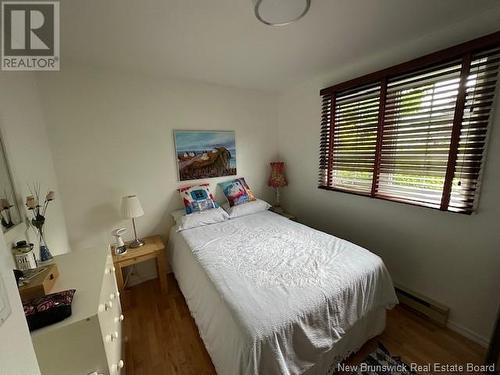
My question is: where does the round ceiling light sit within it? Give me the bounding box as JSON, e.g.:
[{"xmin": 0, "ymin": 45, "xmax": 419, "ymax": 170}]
[{"xmin": 253, "ymin": 0, "xmax": 311, "ymax": 26}]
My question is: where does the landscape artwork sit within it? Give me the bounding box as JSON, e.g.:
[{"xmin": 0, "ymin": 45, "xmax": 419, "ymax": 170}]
[{"xmin": 174, "ymin": 130, "xmax": 237, "ymax": 181}]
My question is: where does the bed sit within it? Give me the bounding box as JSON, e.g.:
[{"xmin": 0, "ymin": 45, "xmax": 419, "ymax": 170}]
[{"xmin": 168, "ymin": 210, "xmax": 398, "ymax": 375}]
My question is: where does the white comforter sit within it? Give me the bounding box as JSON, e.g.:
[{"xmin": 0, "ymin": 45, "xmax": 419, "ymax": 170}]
[{"xmin": 173, "ymin": 210, "xmax": 398, "ymax": 375}]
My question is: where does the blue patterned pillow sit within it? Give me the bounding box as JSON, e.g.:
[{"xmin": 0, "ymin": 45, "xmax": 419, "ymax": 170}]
[{"xmin": 178, "ymin": 184, "xmax": 218, "ymax": 214}]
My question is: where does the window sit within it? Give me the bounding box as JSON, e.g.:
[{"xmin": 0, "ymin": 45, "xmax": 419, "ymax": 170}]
[{"xmin": 319, "ymin": 32, "xmax": 500, "ymax": 214}]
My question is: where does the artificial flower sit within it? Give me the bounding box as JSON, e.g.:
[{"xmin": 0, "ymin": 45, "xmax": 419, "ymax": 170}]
[
  {"xmin": 26, "ymin": 195, "xmax": 37, "ymax": 209},
  {"xmin": 46, "ymin": 191, "xmax": 55, "ymax": 201}
]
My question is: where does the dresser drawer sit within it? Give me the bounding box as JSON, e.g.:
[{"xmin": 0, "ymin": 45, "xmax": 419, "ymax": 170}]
[{"xmin": 31, "ymin": 247, "xmax": 126, "ymax": 375}]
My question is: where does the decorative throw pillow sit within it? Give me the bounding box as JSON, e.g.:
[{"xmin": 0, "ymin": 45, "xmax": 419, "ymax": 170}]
[
  {"xmin": 23, "ymin": 289, "xmax": 76, "ymax": 331},
  {"xmin": 219, "ymin": 178, "xmax": 256, "ymax": 207},
  {"xmin": 179, "ymin": 184, "xmax": 218, "ymax": 214}
]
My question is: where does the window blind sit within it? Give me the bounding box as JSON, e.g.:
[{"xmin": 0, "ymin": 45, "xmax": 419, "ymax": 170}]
[
  {"xmin": 331, "ymin": 83, "xmax": 380, "ymax": 193},
  {"xmin": 318, "ymin": 32, "xmax": 500, "ymax": 214}
]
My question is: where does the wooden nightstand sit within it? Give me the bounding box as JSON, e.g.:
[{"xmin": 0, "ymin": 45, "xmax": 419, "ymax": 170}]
[
  {"xmin": 269, "ymin": 207, "xmax": 297, "ymax": 221},
  {"xmin": 111, "ymin": 235, "xmax": 168, "ymax": 293}
]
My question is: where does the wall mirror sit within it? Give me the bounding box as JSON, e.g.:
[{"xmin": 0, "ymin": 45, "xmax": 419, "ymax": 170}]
[{"xmin": 0, "ymin": 137, "xmax": 21, "ymax": 232}]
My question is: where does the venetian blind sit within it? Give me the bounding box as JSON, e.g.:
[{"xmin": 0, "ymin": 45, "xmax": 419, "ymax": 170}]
[{"xmin": 318, "ymin": 33, "xmax": 500, "ymax": 214}]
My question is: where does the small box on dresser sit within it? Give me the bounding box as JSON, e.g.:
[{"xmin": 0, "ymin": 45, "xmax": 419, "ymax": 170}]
[
  {"xmin": 31, "ymin": 247, "xmax": 125, "ymax": 375},
  {"xmin": 18, "ymin": 263, "xmax": 60, "ymax": 302}
]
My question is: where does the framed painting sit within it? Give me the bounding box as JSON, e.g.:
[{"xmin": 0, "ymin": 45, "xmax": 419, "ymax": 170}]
[{"xmin": 174, "ymin": 130, "xmax": 237, "ymax": 181}]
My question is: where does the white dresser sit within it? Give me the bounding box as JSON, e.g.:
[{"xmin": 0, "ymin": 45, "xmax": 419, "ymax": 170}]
[{"xmin": 31, "ymin": 247, "xmax": 124, "ymax": 375}]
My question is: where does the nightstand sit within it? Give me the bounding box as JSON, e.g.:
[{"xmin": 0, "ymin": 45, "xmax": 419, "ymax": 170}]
[
  {"xmin": 111, "ymin": 235, "xmax": 168, "ymax": 293},
  {"xmin": 269, "ymin": 207, "xmax": 297, "ymax": 221}
]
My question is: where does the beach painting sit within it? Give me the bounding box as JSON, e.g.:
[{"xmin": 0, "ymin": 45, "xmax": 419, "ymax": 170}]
[{"xmin": 174, "ymin": 130, "xmax": 237, "ymax": 181}]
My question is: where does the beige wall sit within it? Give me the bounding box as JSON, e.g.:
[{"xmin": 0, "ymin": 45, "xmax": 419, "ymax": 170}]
[
  {"xmin": 277, "ymin": 20, "xmax": 500, "ymax": 344},
  {"xmin": 37, "ymin": 65, "xmax": 278, "ymax": 253}
]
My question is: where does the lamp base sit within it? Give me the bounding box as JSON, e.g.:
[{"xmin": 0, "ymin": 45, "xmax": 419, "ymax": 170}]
[
  {"xmin": 114, "ymin": 245, "xmax": 128, "ymax": 256},
  {"xmin": 128, "ymin": 239, "xmax": 144, "ymax": 248}
]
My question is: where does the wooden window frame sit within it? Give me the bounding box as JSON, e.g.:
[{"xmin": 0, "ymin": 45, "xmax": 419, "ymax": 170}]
[{"xmin": 319, "ymin": 31, "xmax": 500, "ymax": 214}]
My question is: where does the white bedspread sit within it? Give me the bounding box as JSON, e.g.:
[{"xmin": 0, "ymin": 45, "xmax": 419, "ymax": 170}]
[{"xmin": 171, "ymin": 211, "xmax": 398, "ymax": 375}]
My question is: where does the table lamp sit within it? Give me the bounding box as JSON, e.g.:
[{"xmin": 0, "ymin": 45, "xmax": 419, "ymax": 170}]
[
  {"xmin": 268, "ymin": 161, "xmax": 288, "ymax": 208},
  {"xmin": 121, "ymin": 195, "xmax": 144, "ymax": 248}
]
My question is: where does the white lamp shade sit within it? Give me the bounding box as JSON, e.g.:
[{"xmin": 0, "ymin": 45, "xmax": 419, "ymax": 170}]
[{"xmin": 121, "ymin": 195, "xmax": 144, "ymax": 219}]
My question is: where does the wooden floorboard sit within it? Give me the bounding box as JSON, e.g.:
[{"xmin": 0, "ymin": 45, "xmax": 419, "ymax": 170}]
[{"xmin": 122, "ymin": 276, "xmax": 485, "ymax": 374}]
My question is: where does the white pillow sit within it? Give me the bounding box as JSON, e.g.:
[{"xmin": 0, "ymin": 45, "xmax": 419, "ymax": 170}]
[
  {"xmin": 223, "ymin": 199, "xmax": 271, "ymax": 219},
  {"xmin": 170, "ymin": 209, "xmax": 185, "ymax": 224},
  {"xmin": 170, "ymin": 207, "xmax": 229, "ymax": 231}
]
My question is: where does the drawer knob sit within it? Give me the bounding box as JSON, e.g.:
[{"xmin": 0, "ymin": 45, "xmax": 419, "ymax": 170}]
[
  {"xmin": 111, "ymin": 360, "xmax": 124, "ymax": 372},
  {"xmin": 114, "ymin": 314, "xmax": 124, "ymax": 323},
  {"xmin": 110, "ymin": 293, "xmax": 116, "ymax": 300},
  {"xmin": 98, "ymin": 304, "xmax": 105, "ymax": 313},
  {"xmin": 105, "ymin": 301, "xmax": 113, "ymax": 310},
  {"xmin": 106, "ymin": 331, "xmax": 119, "ymax": 343}
]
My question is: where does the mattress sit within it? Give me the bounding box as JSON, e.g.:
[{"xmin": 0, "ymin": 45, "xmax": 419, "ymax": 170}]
[{"xmin": 168, "ymin": 210, "xmax": 398, "ymax": 375}]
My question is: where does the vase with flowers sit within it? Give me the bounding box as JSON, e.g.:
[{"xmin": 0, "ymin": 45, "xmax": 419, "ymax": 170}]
[{"xmin": 26, "ymin": 185, "xmax": 55, "ymax": 264}]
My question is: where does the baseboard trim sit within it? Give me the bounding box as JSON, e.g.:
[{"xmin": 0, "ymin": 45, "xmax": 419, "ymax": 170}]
[
  {"xmin": 394, "ymin": 283, "xmax": 490, "ymax": 349},
  {"xmin": 447, "ymin": 319, "xmax": 490, "ymax": 348},
  {"xmin": 395, "ymin": 284, "xmax": 449, "ymax": 327}
]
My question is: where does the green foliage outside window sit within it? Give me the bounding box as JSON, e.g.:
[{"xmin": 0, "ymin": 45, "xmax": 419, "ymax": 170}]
[{"xmin": 334, "ymin": 83, "xmax": 451, "ymax": 193}]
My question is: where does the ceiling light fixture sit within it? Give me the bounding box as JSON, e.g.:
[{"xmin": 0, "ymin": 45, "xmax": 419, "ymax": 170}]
[{"xmin": 253, "ymin": 0, "xmax": 311, "ymax": 26}]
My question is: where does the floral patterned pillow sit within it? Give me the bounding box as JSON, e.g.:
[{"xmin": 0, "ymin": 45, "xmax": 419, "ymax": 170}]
[
  {"xmin": 178, "ymin": 184, "xmax": 218, "ymax": 214},
  {"xmin": 219, "ymin": 178, "xmax": 256, "ymax": 207},
  {"xmin": 23, "ymin": 289, "xmax": 76, "ymax": 331}
]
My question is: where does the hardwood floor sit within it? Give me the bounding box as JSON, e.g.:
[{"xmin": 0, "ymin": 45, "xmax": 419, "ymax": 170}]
[
  {"xmin": 122, "ymin": 276, "xmax": 215, "ymax": 375},
  {"xmin": 122, "ymin": 276, "xmax": 485, "ymax": 374}
]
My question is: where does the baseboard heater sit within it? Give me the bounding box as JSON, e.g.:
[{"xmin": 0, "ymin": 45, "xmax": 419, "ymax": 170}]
[{"xmin": 394, "ymin": 284, "xmax": 449, "ymax": 327}]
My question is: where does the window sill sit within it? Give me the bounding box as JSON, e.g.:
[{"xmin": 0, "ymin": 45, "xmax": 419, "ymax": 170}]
[{"xmin": 317, "ymin": 185, "xmax": 472, "ymax": 215}]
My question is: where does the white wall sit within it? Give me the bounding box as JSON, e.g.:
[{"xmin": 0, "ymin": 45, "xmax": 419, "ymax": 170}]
[
  {"xmin": 0, "ymin": 70, "xmax": 71, "ymax": 375},
  {"xmin": 37, "ymin": 65, "xmax": 278, "ymax": 255},
  {"xmin": 32, "ymin": 10, "xmax": 500, "ymax": 346},
  {"xmin": 277, "ymin": 20, "xmax": 500, "ymax": 344},
  {"xmin": 0, "ymin": 230, "xmax": 40, "ymax": 375},
  {"xmin": 0, "ymin": 72, "xmax": 70, "ymax": 256}
]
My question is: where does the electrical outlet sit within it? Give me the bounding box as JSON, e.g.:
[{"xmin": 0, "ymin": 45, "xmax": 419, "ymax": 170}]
[{"xmin": 0, "ymin": 275, "xmax": 12, "ymax": 327}]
